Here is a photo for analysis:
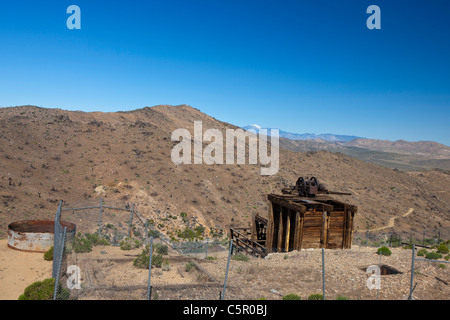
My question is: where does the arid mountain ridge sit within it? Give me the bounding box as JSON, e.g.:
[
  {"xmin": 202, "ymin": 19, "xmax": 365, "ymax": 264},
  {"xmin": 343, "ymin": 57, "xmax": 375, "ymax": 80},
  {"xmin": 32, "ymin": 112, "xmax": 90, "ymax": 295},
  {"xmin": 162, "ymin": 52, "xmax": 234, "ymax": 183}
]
[
  {"xmin": 0, "ymin": 105, "xmax": 449, "ymax": 241},
  {"xmin": 243, "ymin": 125, "xmax": 450, "ymax": 171}
]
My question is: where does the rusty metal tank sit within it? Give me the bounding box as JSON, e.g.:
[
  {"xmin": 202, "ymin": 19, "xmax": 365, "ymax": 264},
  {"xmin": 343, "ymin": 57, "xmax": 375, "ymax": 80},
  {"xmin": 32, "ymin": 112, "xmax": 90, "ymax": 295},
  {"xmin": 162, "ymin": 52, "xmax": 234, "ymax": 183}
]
[{"xmin": 7, "ymin": 220, "xmax": 76, "ymax": 253}]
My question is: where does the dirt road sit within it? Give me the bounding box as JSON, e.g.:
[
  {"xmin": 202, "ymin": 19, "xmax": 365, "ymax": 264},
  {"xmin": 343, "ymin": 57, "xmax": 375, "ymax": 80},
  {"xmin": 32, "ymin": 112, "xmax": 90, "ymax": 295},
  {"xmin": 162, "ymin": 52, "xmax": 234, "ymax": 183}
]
[
  {"xmin": 367, "ymin": 208, "xmax": 414, "ymax": 232},
  {"xmin": 0, "ymin": 239, "xmax": 53, "ymax": 300}
]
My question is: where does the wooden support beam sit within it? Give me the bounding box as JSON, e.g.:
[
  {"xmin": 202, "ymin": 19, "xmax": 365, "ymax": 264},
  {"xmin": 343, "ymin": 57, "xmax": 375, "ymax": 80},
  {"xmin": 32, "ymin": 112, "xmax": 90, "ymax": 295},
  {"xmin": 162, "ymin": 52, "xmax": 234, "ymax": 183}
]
[
  {"xmin": 285, "ymin": 209, "xmax": 291, "ymax": 252},
  {"xmin": 266, "ymin": 201, "xmax": 274, "ymax": 253},
  {"xmin": 293, "ymin": 211, "xmax": 300, "ymax": 251},
  {"xmin": 342, "ymin": 205, "xmax": 348, "ymax": 249},
  {"xmin": 277, "ymin": 206, "xmax": 284, "ymax": 252},
  {"xmin": 268, "ymin": 194, "xmax": 307, "ymax": 213},
  {"xmin": 298, "ymin": 212, "xmax": 305, "ymax": 251}
]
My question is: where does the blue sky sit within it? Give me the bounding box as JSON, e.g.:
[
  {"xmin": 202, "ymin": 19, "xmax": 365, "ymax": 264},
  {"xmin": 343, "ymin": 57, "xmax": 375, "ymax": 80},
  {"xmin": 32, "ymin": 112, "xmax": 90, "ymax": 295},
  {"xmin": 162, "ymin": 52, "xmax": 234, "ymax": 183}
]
[{"xmin": 1, "ymin": 0, "xmax": 449, "ymax": 145}]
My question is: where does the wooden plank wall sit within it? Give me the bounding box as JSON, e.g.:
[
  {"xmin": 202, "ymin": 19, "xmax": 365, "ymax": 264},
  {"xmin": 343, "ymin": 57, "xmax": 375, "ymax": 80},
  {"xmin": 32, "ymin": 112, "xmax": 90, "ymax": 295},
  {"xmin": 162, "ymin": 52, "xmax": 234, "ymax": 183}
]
[
  {"xmin": 301, "ymin": 210, "xmax": 323, "ymax": 249},
  {"xmin": 265, "ymin": 195, "xmax": 356, "ymax": 252}
]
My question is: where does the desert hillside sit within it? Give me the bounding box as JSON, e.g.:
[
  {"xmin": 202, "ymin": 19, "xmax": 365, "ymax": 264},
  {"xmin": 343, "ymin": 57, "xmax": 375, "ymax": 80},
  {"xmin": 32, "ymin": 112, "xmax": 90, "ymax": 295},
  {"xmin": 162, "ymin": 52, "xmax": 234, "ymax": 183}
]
[{"xmin": 0, "ymin": 105, "xmax": 449, "ymax": 240}]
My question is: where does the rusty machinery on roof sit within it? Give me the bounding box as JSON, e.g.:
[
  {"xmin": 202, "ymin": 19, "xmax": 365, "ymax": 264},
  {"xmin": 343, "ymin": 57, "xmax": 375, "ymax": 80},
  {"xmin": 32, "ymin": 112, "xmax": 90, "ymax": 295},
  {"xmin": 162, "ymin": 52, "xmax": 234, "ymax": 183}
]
[{"xmin": 230, "ymin": 177, "xmax": 357, "ymax": 257}]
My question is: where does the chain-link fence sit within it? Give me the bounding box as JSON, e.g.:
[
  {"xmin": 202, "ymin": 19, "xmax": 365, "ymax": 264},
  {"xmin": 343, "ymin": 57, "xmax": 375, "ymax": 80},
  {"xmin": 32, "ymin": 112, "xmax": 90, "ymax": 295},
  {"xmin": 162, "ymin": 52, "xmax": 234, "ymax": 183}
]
[
  {"xmin": 409, "ymin": 244, "xmax": 450, "ymax": 300},
  {"xmin": 353, "ymin": 229, "xmax": 449, "ymax": 249},
  {"xmin": 51, "ymin": 201, "xmax": 450, "ymax": 300},
  {"xmin": 51, "ymin": 199, "xmax": 233, "ymax": 300}
]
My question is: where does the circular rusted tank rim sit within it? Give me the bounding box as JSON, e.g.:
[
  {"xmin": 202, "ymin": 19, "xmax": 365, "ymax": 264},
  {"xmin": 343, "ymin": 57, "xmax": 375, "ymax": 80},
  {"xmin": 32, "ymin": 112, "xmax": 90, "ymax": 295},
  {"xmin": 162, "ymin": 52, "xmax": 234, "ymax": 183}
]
[
  {"xmin": 8, "ymin": 220, "xmax": 76, "ymax": 233},
  {"xmin": 7, "ymin": 220, "xmax": 76, "ymax": 253}
]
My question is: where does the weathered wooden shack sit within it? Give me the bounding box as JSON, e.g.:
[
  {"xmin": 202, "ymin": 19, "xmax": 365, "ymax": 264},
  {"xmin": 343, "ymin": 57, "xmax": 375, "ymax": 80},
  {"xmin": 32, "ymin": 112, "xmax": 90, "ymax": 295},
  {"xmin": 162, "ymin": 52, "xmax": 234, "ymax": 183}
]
[
  {"xmin": 230, "ymin": 190, "xmax": 357, "ymax": 256},
  {"xmin": 265, "ymin": 193, "xmax": 357, "ymax": 252}
]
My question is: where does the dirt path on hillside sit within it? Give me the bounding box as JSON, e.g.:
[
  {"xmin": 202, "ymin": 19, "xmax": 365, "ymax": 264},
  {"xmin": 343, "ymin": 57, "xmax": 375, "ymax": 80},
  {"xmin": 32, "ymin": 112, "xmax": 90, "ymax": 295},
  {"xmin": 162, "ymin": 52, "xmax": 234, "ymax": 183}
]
[
  {"xmin": 367, "ymin": 208, "xmax": 414, "ymax": 232},
  {"xmin": 0, "ymin": 240, "xmax": 53, "ymax": 300}
]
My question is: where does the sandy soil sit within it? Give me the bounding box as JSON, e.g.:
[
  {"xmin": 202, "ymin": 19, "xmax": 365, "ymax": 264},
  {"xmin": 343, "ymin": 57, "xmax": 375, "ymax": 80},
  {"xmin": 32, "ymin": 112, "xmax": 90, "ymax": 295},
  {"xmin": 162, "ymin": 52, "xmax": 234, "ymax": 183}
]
[{"xmin": 0, "ymin": 239, "xmax": 53, "ymax": 300}]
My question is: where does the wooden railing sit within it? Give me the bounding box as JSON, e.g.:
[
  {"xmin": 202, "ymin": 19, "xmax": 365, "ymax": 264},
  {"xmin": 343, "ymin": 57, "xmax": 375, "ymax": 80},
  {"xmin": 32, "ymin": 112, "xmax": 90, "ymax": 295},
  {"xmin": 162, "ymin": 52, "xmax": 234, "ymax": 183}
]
[{"xmin": 230, "ymin": 227, "xmax": 268, "ymax": 258}]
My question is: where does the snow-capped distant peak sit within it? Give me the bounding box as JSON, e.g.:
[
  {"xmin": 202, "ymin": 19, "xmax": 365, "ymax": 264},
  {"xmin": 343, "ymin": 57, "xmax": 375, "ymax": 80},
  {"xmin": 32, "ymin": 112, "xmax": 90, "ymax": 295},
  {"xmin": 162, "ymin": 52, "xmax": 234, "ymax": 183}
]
[{"xmin": 249, "ymin": 124, "xmax": 262, "ymax": 129}]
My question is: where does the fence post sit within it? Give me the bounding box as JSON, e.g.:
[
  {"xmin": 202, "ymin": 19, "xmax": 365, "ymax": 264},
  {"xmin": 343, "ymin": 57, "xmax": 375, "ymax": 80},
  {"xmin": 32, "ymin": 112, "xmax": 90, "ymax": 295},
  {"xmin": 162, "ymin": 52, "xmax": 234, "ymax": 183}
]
[
  {"xmin": 128, "ymin": 204, "xmax": 135, "ymax": 237},
  {"xmin": 377, "ymin": 247, "xmax": 382, "ymax": 300},
  {"xmin": 221, "ymin": 239, "xmax": 233, "ymax": 300},
  {"xmin": 144, "ymin": 219, "xmax": 149, "ymax": 247},
  {"xmin": 52, "ymin": 201, "xmax": 63, "ymax": 279},
  {"xmin": 147, "ymin": 236, "xmax": 154, "ymax": 300},
  {"xmin": 408, "ymin": 244, "xmax": 416, "ymax": 300},
  {"xmin": 98, "ymin": 198, "xmax": 103, "ymax": 236},
  {"xmin": 205, "ymin": 238, "xmax": 209, "ymax": 259},
  {"xmin": 53, "ymin": 227, "xmax": 67, "ymax": 300},
  {"xmin": 322, "ymin": 248, "xmax": 326, "ymax": 300}
]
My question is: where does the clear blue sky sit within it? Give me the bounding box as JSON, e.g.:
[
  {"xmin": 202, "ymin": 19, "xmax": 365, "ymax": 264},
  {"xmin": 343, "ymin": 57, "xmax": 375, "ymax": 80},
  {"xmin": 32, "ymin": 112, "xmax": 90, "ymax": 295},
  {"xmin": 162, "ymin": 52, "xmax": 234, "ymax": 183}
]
[{"xmin": 1, "ymin": 0, "xmax": 449, "ymax": 145}]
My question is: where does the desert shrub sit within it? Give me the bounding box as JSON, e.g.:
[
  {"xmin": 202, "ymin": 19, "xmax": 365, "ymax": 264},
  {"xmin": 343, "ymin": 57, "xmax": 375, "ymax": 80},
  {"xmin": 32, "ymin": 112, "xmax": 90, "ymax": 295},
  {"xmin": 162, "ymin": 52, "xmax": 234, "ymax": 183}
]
[
  {"xmin": 155, "ymin": 243, "xmax": 169, "ymax": 255},
  {"xmin": 232, "ymin": 253, "xmax": 249, "ymax": 262},
  {"xmin": 445, "ymin": 255, "xmax": 450, "ymax": 261},
  {"xmin": 120, "ymin": 237, "xmax": 133, "ymax": 250},
  {"xmin": 308, "ymin": 293, "xmax": 324, "ymax": 300},
  {"xmin": 336, "ymin": 295, "xmax": 350, "ymax": 300},
  {"xmin": 73, "ymin": 233, "xmax": 93, "ymax": 253},
  {"xmin": 185, "ymin": 262, "xmax": 195, "ymax": 272},
  {"xmin": 133, "ymin": 246, "xmax": 163, "ymax": 269},
  {"xmin": 161, "ymin": 259, "xmax": 170, "ymax": 271},
  {"xmin": 43, "ymin": 246, "xmax": 53, "ymax": 261},
  {"xmin": 133, "ymin": 230, "xmax": 141, "ymax": 237},
  {"xmin": 438, "ymin": 264, "xmax": 446, "ymax": 269},
  {"xmin": 148, "ymin": 229, "xmax": 160, "ymax": 238},
  {"xmin": 206, "ymin": 256, "xmax": 217, "ymax": 261},
  {"xmin": 177, "ymin": 226, "xmax": 204, "ymax": 240},
  {"xmin": 437, "ymin": 244, "xmax": 449, "ymax": 254},
  {"xmin": 425, "ymin": 252, "xmax": 442, "ymax": 260},
  {"xmin": 134, "ymin": 239, "xmax": 142, "ymax": 248},
  {"xmin": 120, "ymin": 237, "xmax": 141, "ymax": 250},
  {"xmin": 282, "ymin": 293, "xmax": 301, "ymax": 300},
  {"xmin": 85, "ymin": 233, "xmax": 110, "ymax": 246},
  {"xmin": 377, "ymin": 246, "xmax": 392, "ymax": 256},
  {"xmin": 417, "ymin": 249, "xmax": 428, "ymax": 257},
  {"xmin": 18, "ymin": 278, "xmax": 69, "ymax": 300}
]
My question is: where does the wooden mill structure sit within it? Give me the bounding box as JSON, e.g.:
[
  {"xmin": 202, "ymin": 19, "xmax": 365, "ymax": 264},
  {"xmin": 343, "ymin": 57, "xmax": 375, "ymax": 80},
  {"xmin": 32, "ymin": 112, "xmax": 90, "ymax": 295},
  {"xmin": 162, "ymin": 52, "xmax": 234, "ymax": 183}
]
[{"xmin": 230, "ymin": 177, "xmax": 358, "ymax": 257}]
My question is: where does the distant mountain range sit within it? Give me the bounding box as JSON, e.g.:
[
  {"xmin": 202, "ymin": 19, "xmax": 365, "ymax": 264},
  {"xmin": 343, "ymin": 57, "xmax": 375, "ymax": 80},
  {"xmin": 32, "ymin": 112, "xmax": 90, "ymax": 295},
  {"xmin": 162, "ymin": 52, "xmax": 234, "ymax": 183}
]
[
  {"xmin": 242, "ymin": 124, "xmax": 363, "ymax": 142},
  {"xmin": 242, "ymin": 124, "xmax": 450, "ymax": 171}
]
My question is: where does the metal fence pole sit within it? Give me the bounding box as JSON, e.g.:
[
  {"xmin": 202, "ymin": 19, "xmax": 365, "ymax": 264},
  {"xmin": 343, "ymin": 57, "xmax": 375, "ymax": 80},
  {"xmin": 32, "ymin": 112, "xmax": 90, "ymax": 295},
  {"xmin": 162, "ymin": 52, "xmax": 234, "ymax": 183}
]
[
  {"xmin": 408, "ymin": 244, "xmax": 416, "ymax": 300},
  {"xmin": 147, "ymin": 237, "xmax": 154, "ymax": 300},
  {"xmin": 205, "ymin": 238, "xmax": 209, "ymax": 259},
  {"xmin": 322, "ymin": 248, "xmax": 326, "ymax": 300},
  {"xmin": 128, "ymin": 204, "xmax": 135, "ymax": 237},
  {"xmin": 221, "ymin": 239, "xmax": 233, "ymax": 300},
  {"xmin": 52, "ymin": 201, "xmax": 63, "ymax": 279},
  {"xmin": 377, "ymin": 247, "xmax": 382, "ymax": 300},
  {"xmin": 144, "ymin": 219, "xmax": 149, "ymax": 246},
  {"xmin": 53, "ymin": 227, "xmax": 67, "ymax": 300}
]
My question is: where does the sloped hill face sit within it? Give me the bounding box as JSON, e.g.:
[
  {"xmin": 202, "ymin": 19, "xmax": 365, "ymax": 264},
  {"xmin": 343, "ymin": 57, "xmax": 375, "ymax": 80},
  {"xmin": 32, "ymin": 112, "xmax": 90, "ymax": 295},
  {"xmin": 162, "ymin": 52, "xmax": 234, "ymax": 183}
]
[
  {"xmin": 343, "ymin": 138, "xmax": 450, "ymax": 158},
  {"xmin": 0, "ymin": 105, "xmax": 449, "ymax": 240}
]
